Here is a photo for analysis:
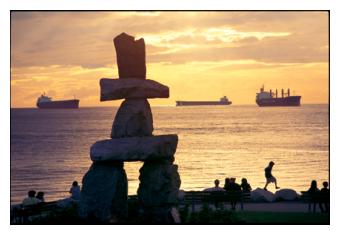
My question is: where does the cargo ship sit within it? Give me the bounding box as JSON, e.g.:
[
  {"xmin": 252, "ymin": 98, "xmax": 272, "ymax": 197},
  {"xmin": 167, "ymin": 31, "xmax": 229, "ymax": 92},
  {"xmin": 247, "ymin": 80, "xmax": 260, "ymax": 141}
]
[
  {"xmin": 256, "ymin": 86, "xmax": 301, "ymax": 107},
  {"xmin": 176, "ymin": 96, "xmax": 232, "ymax": 106},
  {"xmin": 36, "ymin": 94, "xmax": 79, "ymax": 109}
]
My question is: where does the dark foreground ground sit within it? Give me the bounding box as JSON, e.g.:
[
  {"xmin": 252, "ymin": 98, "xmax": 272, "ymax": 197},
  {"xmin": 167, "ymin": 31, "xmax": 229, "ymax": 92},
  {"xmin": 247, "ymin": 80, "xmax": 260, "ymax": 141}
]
[
  {"xmin": 12, "ymin": 202, "xmax": 329, "ymax": 225},
  {"xmin": 235, "ymin": 211, "xmax": 329, "ymax": 225}
]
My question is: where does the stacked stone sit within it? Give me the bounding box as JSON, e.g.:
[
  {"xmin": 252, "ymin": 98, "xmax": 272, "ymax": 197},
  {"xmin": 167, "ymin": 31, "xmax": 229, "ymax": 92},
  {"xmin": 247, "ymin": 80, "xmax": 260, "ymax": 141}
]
[{"xmin": 78, "ymin": 33, "xmax": 181, "ymax": 223}]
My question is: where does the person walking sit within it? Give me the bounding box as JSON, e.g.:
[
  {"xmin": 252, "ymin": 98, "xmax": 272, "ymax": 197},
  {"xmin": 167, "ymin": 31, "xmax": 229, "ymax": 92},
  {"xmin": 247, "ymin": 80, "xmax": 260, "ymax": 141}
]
[{"xmin": 264, "ymin": 161, "xmax": 280, "ymax": 191}]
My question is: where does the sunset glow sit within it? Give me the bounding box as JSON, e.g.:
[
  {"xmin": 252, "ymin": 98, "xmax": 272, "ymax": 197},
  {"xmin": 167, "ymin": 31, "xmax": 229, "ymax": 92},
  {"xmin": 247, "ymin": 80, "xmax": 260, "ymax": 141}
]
[{"xmin": 11, "ymin": 11, "xmax": 329, "ymax": 107}]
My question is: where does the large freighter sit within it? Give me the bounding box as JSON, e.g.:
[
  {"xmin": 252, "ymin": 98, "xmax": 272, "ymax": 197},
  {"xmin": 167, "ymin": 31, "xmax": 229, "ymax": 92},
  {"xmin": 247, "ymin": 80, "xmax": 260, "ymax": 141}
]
[
  {"xmin": 256, "ymin": 86, "xmax": 301, "ymax": 107},
  {"xmin": 176, "ymin": 96, "xmax": 232, "ymax": 106},
  {"xmin": 36, "ymin": 94, "xmax": 79, "ymax": 109}
]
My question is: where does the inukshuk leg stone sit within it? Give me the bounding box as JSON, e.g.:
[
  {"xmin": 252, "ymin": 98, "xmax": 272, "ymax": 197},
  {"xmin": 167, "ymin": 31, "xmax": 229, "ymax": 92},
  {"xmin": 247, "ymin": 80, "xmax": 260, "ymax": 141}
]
[
  {"xmin": 79, "ymin": 32, "xmax": 180, "ymax": 224},
  {"xmin": 78, "ymin": 162, "xmax": 127, "ymax": 223},
  {"xmin": 138, "ymin": 160, "xmax": 181, "ymax": 223}
]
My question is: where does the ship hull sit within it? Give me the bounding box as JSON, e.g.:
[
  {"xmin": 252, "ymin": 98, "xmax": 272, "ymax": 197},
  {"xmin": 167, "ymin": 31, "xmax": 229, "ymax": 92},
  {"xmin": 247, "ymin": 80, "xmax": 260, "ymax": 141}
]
[
  {"xmin": 37, "ymin": 99, "xmax": 79, "ymax": 109},
  {"xmin": 176, "ymin": 101, "xmax": 232, "ymax": 106},
  {"xmin": 256, "ymin": 96, "xmax": 301, "ymax": 107}
]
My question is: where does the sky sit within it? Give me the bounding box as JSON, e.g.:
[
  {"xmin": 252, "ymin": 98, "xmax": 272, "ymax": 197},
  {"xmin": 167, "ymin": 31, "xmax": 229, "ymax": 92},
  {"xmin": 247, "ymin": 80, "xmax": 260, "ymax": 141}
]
[{"xmin": 10, "ymin": 11, "xmax": 329, "ymax": 107}]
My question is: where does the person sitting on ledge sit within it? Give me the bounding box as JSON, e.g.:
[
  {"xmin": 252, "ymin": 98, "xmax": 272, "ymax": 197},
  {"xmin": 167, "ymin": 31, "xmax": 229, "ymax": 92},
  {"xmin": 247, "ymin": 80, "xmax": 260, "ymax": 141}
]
[
  {"xmin": 241, "ymin": 178, "xmax": 252, "ymax": 192},
  {"xmin": 69, "ymin": 181, "xmax": 81, "ymax": 200},
  {"xmin": 36, "ymin": 191, "xmax": 45, "ymax": 203},
  {"xmin": 203, "ymin": 179, "xmax": 225, "ymax": 192},
  {"xmin": 264, "ymin": 161, "xmax": 280, "ymax": 190},
  {"xmin": 22, "ymin": 190, "xmax": 40, "ymax": 206}
]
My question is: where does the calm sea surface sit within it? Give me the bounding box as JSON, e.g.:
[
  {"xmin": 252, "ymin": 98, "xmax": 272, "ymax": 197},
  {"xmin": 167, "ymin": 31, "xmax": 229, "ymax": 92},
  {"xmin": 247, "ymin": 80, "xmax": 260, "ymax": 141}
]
[{"xmin": 11, "ymin": 105, "xmax": 329, "ymax": 204}]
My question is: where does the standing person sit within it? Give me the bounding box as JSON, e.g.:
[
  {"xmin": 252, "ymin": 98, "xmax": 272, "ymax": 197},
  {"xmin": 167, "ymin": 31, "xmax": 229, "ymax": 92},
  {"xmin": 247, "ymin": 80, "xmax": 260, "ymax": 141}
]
[
  {"xmin": 69, "ymin": 181, "xmax": 81, "ymax": 200},
  {"xmin": 241, "ymin": 178, "xmax": 252, "ymax": 192},
  {"xmin": 22, "ymin": 190, "xmax": 40, "ymax": 206},
  {"xmin": 264, "ymin": 161, "xmax": 280, "ymax": 191},
  {"xmin": 223, "ymin": 178, "xmax": 230, "ymax": 191},
  {"xmin": 307, "ymin": 180, "xmax": 321, "ymax": 212},
  {"xmin": 320, "ymin": 181, "xmax": 329, "ymax": 213},
  {"xmin": 228, "ymin": 178, "xmax": 241, "ymax": 210}
]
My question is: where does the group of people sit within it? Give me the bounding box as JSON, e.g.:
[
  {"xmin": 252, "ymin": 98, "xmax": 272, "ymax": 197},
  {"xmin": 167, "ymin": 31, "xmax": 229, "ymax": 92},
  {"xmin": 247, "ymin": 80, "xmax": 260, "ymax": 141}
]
[
  {"xmin": 307, "ymin": 180, "xmax": 330, "ymax": 213},
  {"xmin": 203, "ymin": 161, "xmax": 278, "ymax": 195},
  {"xmin": 203, "ymin": 177, "xmax": 252, "ymax": 193},
  {"xmin": 22, "ymin": 190, "xmax": 45, "ymax": 206},
  {"xmin": 21, "ymin": 181, "xmax": 81, "ymax": 206},
  {"xmin": 202, "ymin": 161, "xmax": 330, "ymax": 212},
  {"xmin": 203, "ymin": 177, "xmax": 252, "ymax": 210}
]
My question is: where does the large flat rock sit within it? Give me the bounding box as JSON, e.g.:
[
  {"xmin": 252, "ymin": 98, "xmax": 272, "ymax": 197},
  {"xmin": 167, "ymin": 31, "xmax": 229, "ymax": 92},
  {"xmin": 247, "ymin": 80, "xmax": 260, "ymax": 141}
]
[
  {"xmin": 90, "ymin": 134, "xmax": 178, "ymax": 162},
  {"xmin": 114, "ymin": 32, "xmax": 146, "ymax": 79},
  {"xmin": 100, "ymin": 78, "xmax": 169, "ymax": 101},
  {"xmin": 111, "ymin": 98, "xmax": 153, "ymax": 138}
]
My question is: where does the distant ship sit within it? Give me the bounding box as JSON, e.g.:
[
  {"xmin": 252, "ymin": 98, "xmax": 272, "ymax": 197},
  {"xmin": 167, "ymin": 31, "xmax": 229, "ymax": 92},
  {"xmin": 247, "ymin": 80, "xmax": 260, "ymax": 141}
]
[
  {"xmin": 176, "ymin": 96, "xmax": 232, "ymax": 106},
  {"xmin": 256, "ymin": 86, "xmax": 301, "ymax": 107},
  {"xmin": 36, "ymin": 94, "xmax": 79, "ymax": 109}
]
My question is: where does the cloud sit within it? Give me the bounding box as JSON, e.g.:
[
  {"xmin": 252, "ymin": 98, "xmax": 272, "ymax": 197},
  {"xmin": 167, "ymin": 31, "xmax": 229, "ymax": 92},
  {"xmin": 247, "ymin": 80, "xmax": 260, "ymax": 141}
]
[{"xmin": 11, "ymin": 11, "xmax": 328, "ymax": 69}]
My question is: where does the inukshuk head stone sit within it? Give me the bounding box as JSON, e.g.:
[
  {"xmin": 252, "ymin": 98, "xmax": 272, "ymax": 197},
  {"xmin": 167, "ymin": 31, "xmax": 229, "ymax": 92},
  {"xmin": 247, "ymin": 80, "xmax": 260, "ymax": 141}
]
[{"xmin": 113, "ymin": 32, "xmax": 146, "ymax": 79}]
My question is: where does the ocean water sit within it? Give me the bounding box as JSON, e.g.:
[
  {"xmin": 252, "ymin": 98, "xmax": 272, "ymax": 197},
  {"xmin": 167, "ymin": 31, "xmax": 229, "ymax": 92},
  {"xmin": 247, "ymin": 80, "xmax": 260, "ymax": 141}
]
[{"xmin": 10, "ymin": 105, "xmax": 329, "ymax": 204}]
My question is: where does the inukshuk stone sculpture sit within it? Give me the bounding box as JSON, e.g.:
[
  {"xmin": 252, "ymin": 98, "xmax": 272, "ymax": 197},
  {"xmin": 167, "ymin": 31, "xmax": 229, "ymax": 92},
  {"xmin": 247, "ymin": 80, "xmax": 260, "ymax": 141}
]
[{"xmin": 79, "ymin": 32, "xmax": 181, "ymax": 223}]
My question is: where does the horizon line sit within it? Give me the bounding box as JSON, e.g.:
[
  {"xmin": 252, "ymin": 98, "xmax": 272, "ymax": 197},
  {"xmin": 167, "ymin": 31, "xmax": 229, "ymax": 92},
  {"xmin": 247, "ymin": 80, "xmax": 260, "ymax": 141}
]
[{"xmin": 10, "ymin": 103, "xmax": 329, "ymax": 109}]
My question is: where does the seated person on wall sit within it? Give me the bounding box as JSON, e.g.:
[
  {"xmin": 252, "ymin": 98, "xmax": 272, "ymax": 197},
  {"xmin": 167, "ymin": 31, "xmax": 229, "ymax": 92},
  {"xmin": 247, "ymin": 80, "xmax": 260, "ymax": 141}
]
[
  {"xmin": 240, "ymin": 178, "xmax": 252, "ymax": 192},
  {"xmin": 203, "ymin": 179, "xmax": 225, "ymax": 192},
  {"xmin": 36, "ymin": 191, "xmax": 45, "ymax": 203},
  {"xmin": 22, "ymin": 190, "xmax": 40, "ymax": 206},
  {"xmin": 69, "ymin": 181, "xmax": 81, "ymax": 200},
  {"xmin": 228, "ymin": 178, "xmax": 242, "ymax": 210}
]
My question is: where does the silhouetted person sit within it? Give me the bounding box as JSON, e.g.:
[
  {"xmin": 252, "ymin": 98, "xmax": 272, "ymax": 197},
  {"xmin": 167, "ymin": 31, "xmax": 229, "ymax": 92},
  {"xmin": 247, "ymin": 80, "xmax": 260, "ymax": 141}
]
[
  {"xmin": 320, "ymin": 181, "xmax": 329, "ymax": 213},
  {"xmin": 241, "ymin": 178, "xmax": 252, "ymax": 192},
  {"xmin": 264, "ymin": 161, "xmax": 280, "ymax": 190},
  {"xmin": 22, "ymin": 190, "xmax": 40, "ymax": 206},
  {"xmin": 307, "ymin": 180, "xmax": 321, "ymax": 212},
  {"xmin": 203, "ymin": 179, "xmax": 225, "ymax": 192},
  {"xmin": 223, "ymin": 177, "xmax": 230, "ymax": 191},
  {"xmin": 228, "ymin": 178, "xmax": 241, "ymax": 210},
  {"xmin": 36, "ymin": 191, "xmax": 45, "ymax": 203},
  {"xmin": 69, "ymin": 181, "xmax": 81, "ymax": 200}
]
